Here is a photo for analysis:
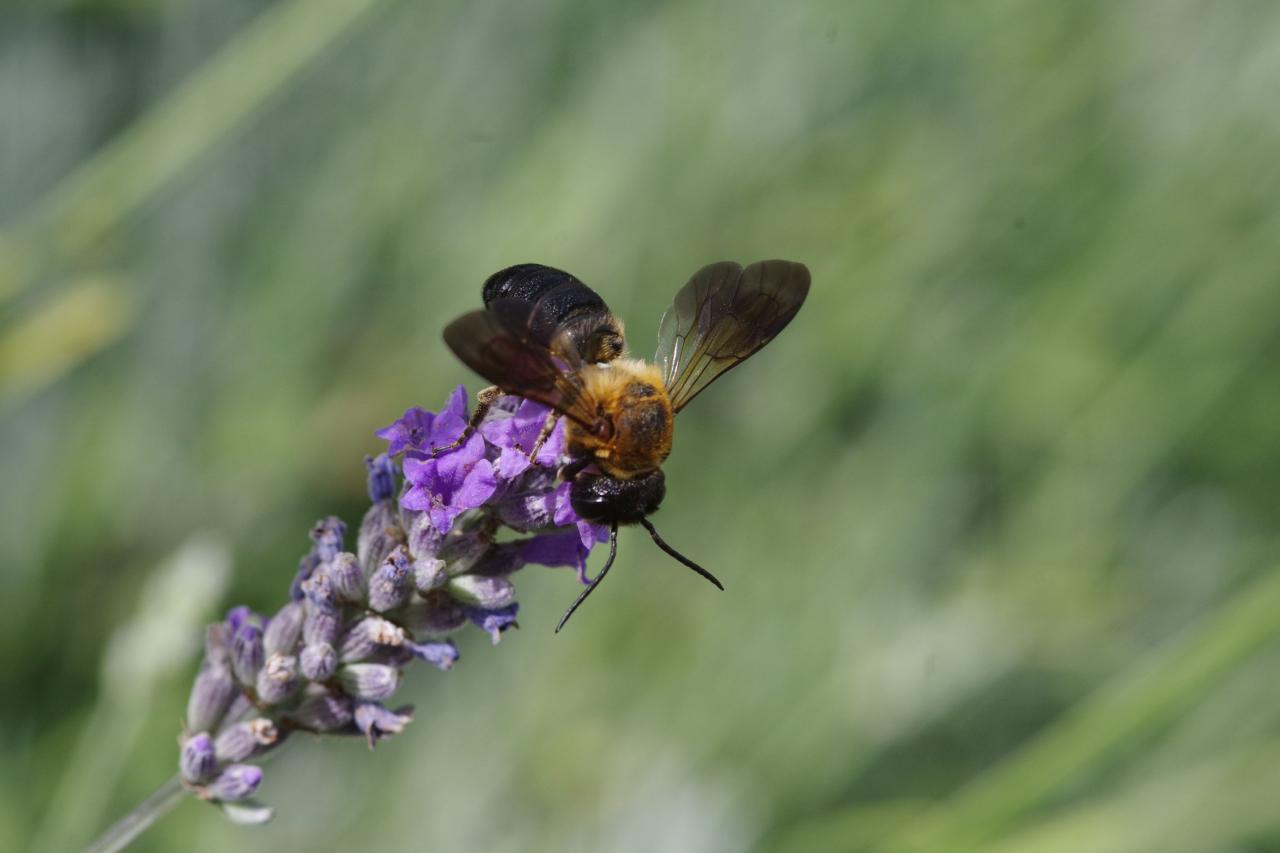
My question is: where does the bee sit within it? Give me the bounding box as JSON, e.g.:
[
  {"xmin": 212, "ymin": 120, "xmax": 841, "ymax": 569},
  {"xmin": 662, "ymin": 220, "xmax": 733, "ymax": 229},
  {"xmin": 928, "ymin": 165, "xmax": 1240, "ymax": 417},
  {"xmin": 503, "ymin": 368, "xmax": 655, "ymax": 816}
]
[{"xmin": 442, "ymin": 259, "xmax": 810, "ymax": 631}]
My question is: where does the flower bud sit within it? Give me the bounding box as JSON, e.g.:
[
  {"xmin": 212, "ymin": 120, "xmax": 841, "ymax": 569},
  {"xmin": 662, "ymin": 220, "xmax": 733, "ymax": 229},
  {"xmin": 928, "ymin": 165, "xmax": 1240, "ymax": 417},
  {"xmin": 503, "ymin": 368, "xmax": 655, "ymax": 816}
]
[
  {"xmin": 353, "ymin": 702, "xmax": 413, "ymax": 748},
  {"xmin": 263, "ymin": 601, "xmax": 304, "ymax": 657},
  {"xmin": 368, "ymin": 548, "xmax": 413, "ymax": 613},
  {"xmin": 326, "ymin": 553, "xmax": 366, "ymax": 604},
  {"xmin": 180, "ymin": 732, "xmax": 216, "ymax": 784},
  {"xmin": 447, "ymin": 574, "xmax": 516, "ymax": 609},
  {"xmin": 205, "ymin": 623, "xmax": 232, "ymax": 669},
  {"xmin": 309, "ymin": 516, "xmax": 347, "ymax": 562},
  {"xmin": 255, "ymin": 653, "xmax": 300, "ymax": 705},
  {"xmin": 222, "ymin": 693, "xmax": 254, "ymax": 728},
  {"xmin": 414, "ymin": 558, "xmax": 447, "ymax": 594},
  {"xmin": 365, "ymin": 453, "xmax": 397, "ymax": 503},
  {"xmin": 302, "ymin": 577, "xmax": 340, "ymax": 647},
  {"xmin": 300, "ymin": 642, "xmax": 338, "ymax": 681},
  {"xmin": 231, "ymin": 625, "xmax": 265, "ymax": 686},
  {"xmin": 209, "ymin": 764, "xmax": 263, "ymax": 802},
  {"xmin": 225, "ymin": 606, "xmax": 257, "ymax": 633},
  {"xmin": 215, "ymin": 719, "xmax": 280, "ymax": 764},
  {"xmin": 186, "ymin": 663, "xmax": 236, "ymax": 734},
  {"xmin": 438, "ymin": 530, "xmax": 489, "ymax": 575},
  {"xmin": 289, "ymin": 688, "xmax": 354, "ymax": 732},
  {"xmin": 290, "ymin": 551, "xmax": 321, "ymax": 601},
  {"xmin": 396, "ymin": 594, "xmax": 466, "ymax": 636},
  {"xmin": 406, "ymin": 511, "xmax": 443, "ymax": 558},
  {"xmin": 469, "ymin": 542, "xmax": 526, "ymax": 577},
  {"xmin": 338, "ymin": 617, "xmax": 406, "ymax": 663},
  {"xmin": 336, "ymin": 664, "xmax": 401, "ymax": 701},
  {"xmin": 358, "ymin": 501, "xmax": 403, "ymax": 578}
]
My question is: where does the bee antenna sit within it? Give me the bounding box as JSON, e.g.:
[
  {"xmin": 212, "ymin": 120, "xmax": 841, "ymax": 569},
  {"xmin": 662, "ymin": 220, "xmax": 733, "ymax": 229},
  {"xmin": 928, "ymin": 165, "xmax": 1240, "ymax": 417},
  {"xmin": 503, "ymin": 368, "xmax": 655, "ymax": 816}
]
[
  {"xmin": 639, "ymin": 518, "xmax": 724, "ymax": 591},
  {"xmin": 555, "ymin": 525, "xmax": 619, "ymax": 633}
]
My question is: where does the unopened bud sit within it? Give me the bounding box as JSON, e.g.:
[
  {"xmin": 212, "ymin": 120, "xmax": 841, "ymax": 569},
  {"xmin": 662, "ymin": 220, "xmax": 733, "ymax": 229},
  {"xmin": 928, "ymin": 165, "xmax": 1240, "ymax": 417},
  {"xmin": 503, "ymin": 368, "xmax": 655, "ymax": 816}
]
[
  {"xmin": 231, "ymin": 625, "xmax": 265, "ymax": 686},
  {"xmin": 208, "ymin": 764, "xmax": 263, "ymax": 802},
  {"xmin": 255, "ymin": 653, "xmax": 300, "ymax": 705},
  {"xmin": 180, "ymin": 732, "xmax": 216, "ymax": 784},
  {"xmin": 338, "ymin": 617, "xmax": 406, "ymax": 663},
  {"xmin": 326, "ymin": 553, "xmax": 365, "ymax": 604},
  {"xmin": 186, "ymin": 664, "xmax": 236, "ymax": 733},
  {"xmin": 263, "ymin": 601, "xmax": 304, "ymax": 657},
  {"xmin": 214, "ymin": 719, "xmax": 280, "ymax": 764},
  {"xmin": 300, "ymin": 642, "xmax": 338, "ymax": 681},
  {"xmin": 289, "ymin": 689, "xmax": 354, "ymax": 732},
  {"xmin": 447, "ymin": 574, "xmax": 515, "ymax": 609},
  {"xmin": 368, "ymin": 548, "xmax": 413, "ymax": 613},
  {"xmin": 336, "ymin": 664, "xmax": 401, "ymax": 701}
]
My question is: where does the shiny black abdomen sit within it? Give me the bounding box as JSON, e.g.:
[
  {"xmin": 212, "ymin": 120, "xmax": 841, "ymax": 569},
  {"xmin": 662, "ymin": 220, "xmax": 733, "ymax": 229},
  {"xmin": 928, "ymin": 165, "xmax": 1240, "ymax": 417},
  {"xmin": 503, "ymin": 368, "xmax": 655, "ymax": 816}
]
[
  {"xmin": 481, "ymin": 264, "xmax": 624, "ymax": 363},
  {"xmin": 483, "ymin": 264, "xmax": 605, "ymax": 315},
  {"xmin": 570, "ymin": 470, "xmax": 666, "ymax": 525}
]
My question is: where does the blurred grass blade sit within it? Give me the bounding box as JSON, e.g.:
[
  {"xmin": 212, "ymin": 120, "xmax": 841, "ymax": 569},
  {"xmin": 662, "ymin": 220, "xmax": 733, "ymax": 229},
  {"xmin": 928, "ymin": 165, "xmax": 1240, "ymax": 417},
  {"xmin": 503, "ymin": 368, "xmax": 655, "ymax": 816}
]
[
  {"xmin": 0, "ymin": 277, "xmax": 135, "ymax": 407},
  {"xmin": 8, "ymin": 0, "xmax": 387, "ymax": 297},
  {"xmin": 876, "ymin": 568, "xmax": 1280, "ymax": 853},
  {"xmin": 983, "ymin": 740, "xmax": 1280, "ymax": 853},
  {"xmin": 28, "ymin": 538, "xmax": 230, "ymax": 853}
]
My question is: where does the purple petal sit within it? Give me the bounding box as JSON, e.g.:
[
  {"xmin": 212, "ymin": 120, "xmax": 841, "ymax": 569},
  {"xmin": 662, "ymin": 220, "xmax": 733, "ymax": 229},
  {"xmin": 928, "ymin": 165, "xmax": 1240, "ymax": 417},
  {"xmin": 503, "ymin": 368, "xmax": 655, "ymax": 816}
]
[
  {"xmin": 376, "ymin": 407, "xmax": 435, "ymax": 455},
  {"xmin": 406, "ymin": 640, "xmax": 459, "ymax": 670},
  {"xmin": 398, "ymin": 482, "xmax": 436, "ymax": 513},
  {"xmin": 496, "ymin": 446, "xmax": 532, "ymax": 479},
  {"xmin": 521, "ymin": 531, "xmax": 588, "ymax": 569},
  {"xmin": 465, "ymin": 604, "xmax": 520, "ymax": 645},
  {"xmin": 426, "ymin": 386, "xmax": 469, "ymax": 449},
  {"xmin": 354, "ymin": 702, "xmax": 415, "ymax": 748},
  {"xmin": 551, "ymin": 481, "xmax": 577, "ymax": 527},
  {"xmin": 455, "ymin": 459, "xmax": 498, "ymax": 509}
]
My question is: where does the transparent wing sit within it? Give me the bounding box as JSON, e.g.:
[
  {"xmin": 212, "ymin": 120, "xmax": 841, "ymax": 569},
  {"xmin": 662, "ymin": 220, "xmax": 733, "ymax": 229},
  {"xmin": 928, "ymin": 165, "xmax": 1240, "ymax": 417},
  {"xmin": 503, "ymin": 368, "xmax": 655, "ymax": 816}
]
[
  {"xmin": 443, "ymin": 299, "xmax": 597, "ymax": 429},
  {"xmin": 655, "ymin": 260, "xmax": 810, "ymax": 412}
]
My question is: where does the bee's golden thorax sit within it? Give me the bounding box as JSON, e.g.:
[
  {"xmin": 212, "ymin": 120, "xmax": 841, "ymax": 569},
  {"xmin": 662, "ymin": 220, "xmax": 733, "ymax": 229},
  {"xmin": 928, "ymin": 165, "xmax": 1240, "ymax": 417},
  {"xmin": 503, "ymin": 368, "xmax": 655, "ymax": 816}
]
[{"xmin": 567, "ymin": 359, "xmax": 673, "ymax": 479}]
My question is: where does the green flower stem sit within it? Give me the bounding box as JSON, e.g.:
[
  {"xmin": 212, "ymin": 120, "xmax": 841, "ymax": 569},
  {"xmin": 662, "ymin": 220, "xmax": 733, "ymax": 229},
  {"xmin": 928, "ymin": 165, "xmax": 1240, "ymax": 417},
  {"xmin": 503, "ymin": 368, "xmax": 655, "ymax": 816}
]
[{"xmin": 84, "ymin": 775, "xmax": 187, "ymax": 853}]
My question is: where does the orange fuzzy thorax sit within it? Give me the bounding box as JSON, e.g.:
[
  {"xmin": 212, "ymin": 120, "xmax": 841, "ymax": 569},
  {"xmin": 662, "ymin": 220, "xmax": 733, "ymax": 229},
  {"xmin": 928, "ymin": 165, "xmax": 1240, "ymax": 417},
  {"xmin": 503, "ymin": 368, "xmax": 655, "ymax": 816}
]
[{"xmin": 567, "ymin": 359, "xmax": 674, "ymax": 479}]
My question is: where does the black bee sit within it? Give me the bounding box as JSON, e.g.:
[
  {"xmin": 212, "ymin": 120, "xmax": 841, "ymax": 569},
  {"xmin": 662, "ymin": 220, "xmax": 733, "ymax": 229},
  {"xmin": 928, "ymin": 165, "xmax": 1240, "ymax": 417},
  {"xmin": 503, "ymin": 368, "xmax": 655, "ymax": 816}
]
[{"xmin": 442, "ymin": 260, "xmax": 810, "ymax": 630}]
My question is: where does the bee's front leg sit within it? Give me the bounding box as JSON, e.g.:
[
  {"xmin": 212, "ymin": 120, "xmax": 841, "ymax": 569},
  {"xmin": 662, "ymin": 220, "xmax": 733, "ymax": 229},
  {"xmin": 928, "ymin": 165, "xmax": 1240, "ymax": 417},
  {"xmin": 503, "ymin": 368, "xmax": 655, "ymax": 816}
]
[
  {"xmin": 431, "ymin": 385, "xmax": 503, "ymax": 456},
  {"xmin": 525, "ymin": 411, "xmax": 561, "ymax": 463}
]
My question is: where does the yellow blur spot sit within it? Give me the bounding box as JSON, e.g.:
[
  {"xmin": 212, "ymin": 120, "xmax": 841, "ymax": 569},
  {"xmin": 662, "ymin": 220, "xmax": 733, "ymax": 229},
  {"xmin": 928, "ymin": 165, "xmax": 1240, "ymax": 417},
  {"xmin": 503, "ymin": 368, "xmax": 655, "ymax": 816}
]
[{"xmin": 0, "ymin": 277, "xmax": 135, "ymax": 405}]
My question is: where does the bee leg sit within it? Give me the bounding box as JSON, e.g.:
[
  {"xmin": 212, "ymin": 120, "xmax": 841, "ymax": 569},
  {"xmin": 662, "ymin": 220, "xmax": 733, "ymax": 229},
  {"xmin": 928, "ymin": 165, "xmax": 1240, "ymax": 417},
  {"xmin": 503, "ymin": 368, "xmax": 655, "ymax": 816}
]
[
  {"xmin": 431, "ymin": 385, "xmax": 503, "ymax": 456},
  {"xmin": 555, "ymin": 524, "xmax": 618, "ymax": 633},
  {"xmin": 525, "ymin": 411, "xmax": 561, "ymax": 462}
]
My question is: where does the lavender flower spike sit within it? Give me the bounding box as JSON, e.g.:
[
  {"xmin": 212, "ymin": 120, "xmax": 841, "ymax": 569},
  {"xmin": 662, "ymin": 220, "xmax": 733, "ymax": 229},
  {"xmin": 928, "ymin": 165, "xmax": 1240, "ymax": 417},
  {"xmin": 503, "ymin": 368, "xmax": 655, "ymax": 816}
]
[{"xmin": 145, "ymin": 385, "xmax": 607, "ymax": 831}]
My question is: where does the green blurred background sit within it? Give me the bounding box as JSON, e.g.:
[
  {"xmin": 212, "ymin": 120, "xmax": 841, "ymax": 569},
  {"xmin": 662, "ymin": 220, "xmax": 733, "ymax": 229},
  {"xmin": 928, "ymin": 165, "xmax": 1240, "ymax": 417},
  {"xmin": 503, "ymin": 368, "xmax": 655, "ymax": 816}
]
[{"xmin": 4, "ymin": 1, "xmax": 1280, "ymax": 851}]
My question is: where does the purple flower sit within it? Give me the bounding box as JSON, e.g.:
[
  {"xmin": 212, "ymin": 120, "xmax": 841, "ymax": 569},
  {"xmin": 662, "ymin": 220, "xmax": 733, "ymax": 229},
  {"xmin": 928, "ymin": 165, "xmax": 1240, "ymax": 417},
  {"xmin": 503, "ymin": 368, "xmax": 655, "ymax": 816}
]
[
  {"xmin": 479, "ymin": 398, "xmax": 566, "ymax": 478},
  {"xmin": 374, "ymin": 407, "xmax": 434, "ymax": 456},
  {"xmin": 376, "ymin": 386, "xmax": 469, "ymax": 456},
  {"xmin": 401, "ymin": 431, "xmax": 498, "ymax": 534},
  {"xmin": 171, "ymin": 383, "xmax": 615, "ymax": 827}
]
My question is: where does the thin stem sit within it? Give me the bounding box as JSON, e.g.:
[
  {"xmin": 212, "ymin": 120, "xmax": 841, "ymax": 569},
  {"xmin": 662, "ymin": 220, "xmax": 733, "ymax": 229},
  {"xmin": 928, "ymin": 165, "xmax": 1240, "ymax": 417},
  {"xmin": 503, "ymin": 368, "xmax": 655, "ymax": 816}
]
[{"xmin": 84, "ymin": 775, "xmax": 188, "ymax": 853}]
